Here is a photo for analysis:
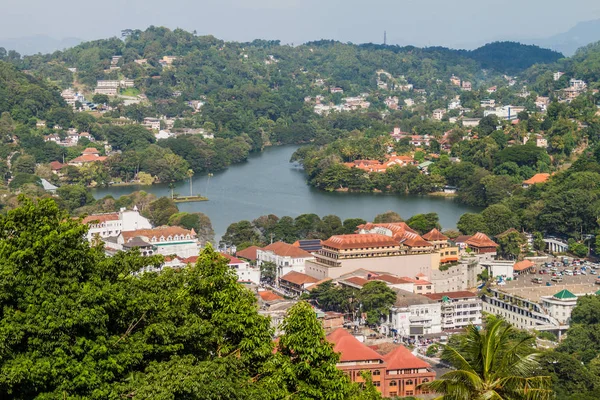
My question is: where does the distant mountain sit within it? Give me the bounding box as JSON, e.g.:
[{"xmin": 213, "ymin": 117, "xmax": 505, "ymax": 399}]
[
  {"xmin": 0, "ymin": 35, "xmax": 83, "ymax": 55},
  {"xmin": 461, "ymin": 41, "xmax": 564, "ymax": 74},
  {"xmin": 528, "ymin": 19, "xmax": 600, "ymax": 57}
]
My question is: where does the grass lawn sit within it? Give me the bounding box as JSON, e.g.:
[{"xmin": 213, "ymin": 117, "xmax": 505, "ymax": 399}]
[{"xmin": 120, "ymin": 88, "xmax": 141, "ymax": 97}]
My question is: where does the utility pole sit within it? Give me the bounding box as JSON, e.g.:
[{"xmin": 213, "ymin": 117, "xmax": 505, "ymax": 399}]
[{"xmin": 384, "ymin": 31, "xmax": 387, "ymax": 45}]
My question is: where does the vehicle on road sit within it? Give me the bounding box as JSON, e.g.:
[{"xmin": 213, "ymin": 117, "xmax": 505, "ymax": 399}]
[
  {"xmin": 551, "ymin": 276, "xmax": 563, "ymax": 283},
  {"xmin": 532, "ymin": 277, "xmax": 543, "ymax": 284}
]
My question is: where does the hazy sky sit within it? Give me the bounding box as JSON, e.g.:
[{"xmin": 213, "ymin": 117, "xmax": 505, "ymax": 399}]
[{"xmin": 2, "ymin": 0, "xmax": 600, "ymax": 48}]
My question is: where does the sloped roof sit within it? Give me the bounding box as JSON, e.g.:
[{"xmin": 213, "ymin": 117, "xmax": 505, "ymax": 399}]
[
  {"xmin": 258, "ymin": 290, "xmax": 284, "ymax": 302},
  {"xmin": 293, "ymin": 239, "xmax": 322, "ymax": 252},
  {"xmin": 123, "ymin": 237, "xmax": 153, "ymax": 248},
  {"xmin": 374, "ymin": 274, "xmax": 413, "ymax": 285},
  {"xmin": 322, "ymin": 234, "xmax": 399, "ymax": 250},
  {"xmin": 394, "ymin": 289, "xmax": 436, "ymax": 307},
  {"xmin": 121, "ymin": 226, "xmax": 195, "ymax": 242},
  {"xmin": 423, "ymin": 291, "xmax": 477, "ymax": 301},
  {"xmin": 399, "ymin": 232, "xmax": 433, "ymax": 248},
  {"xmin": 554, "ymin": 289, "xmax": 577, "ymax": 300},
  {"xmin": 523, "ymin": 173, "xmax": 550, "ymax": 185},
  {"xmin": 236, "ymin": 245, "xmax": 262, "ymax": 261},
  {"xmin": 81, "ymin": 213, "xmax": 119, "ymax": 224},
  {"xmin": 262, "ymin": 241, "xmax": 313, "ymax": 258},
  {"xmin": 454, "ymin": 235, "xmax": 472, "ymax": 243},
  {"xmin": 70, "ymin": 154, "xmax": 107, "ymax": 163},
  {"xmin": 220, "ymin": 253, "xmax": 245, "ymax": 265},
  {"xmin": 280, "ymin": 271, "xmax": 319, "ymax": 286},
  {"xmin": 343, "ymin": 276, "xmax": 369, "ymax": 287},
  {"xmin": 513, "ymin": 260, "xmax": 535, "ymax": 271},
  {"xmin": 496, "ymin": 228, "xmax": 520, "ymax": 238},
  {"xmin": 327, "ymin": 328, "xmax": 384, "ymax": 363},
  {"xmin": 383, "ymin": 345, "xmax": 431, "ymax": 370},
  {"xmin": 422, "ymin": 228, "xmax": 449, "ymax": 242},
  {"xmin": 49, "ymin": 161, "xmax": 65, "ymax": 170},
  {"xmin": 466, "ymin": 232, "xmax": 498, "ymax": 248}
]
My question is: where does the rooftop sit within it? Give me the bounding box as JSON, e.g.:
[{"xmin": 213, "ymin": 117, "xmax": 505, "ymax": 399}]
[
  {"xmin": 236, "ymin": 245, "xmax": 262, "ymax": 261},
  {"xmin": 121, "ymin": 226, "xmax": 195, "ymax": 242},
  {"xmin": 513, "ymin": 260, "xmax": 535, "ymax": 272},
  {"xmin": 322, "ymin": 234, "xmax": 399, "ymax": 250},
  {"xmin": 327, "ymin": 328, "xmax": 384, "ymax": 363},
  {"xmin": 81, "ymin": 213, "xmax": 119, "ymax": 224},
  {"xmin": 423, "ymin": 291, "xmax": 477, "ymax": 301},
  {"xmin": 258, "ymin": 290, "xmax": 284, "ymax": 302},
  {"xmin": 262, "ymin": 241, "xmax": 314, "ymax": 258},
  {"xmin": 523, "ymin": 173, "xmax": 551, "ymax": 185},
  {"xmin": 466, "ymin": 232, "xmax": 498, "ymax": 249},
  {"xmin": 383, "ymin": 344, "xmax": 432, "ymax": 370},
  {"xmin": 280, "ymin": 271, "xmax": 319, "ymax": 286},
  {"xmin": 553, "ymin": 289, "xmax": 577, "ymax": 300},
  {"xmin": 394, "ymin": 289, "xmax": 436, "ymax": 307},
  {"xmin": 220, "ymin": 253, "xmax": 245, "ymax": 265},
  {"xmin": 422, "ymin": 228, "xmax": 449, "ymax": 242}
]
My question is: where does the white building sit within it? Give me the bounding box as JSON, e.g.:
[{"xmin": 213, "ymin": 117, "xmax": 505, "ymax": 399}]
[
  {"xmin": 484, "ymin": 105, "xmax": 524, "ymax": 121},
  {"xmin": 221, "ymin": 253, "xmax": 261, "ymax": 284},
  {"xmin": 82, "ymin": 207, "xmax": 152, "ymax": 241},
  {"xmin": 481, "ymin": 260, "xmax": 514, "ymax": 281},
  {"xmin": 118, "ymin": 226, "xmax": 200, "ymax": 258},
  {"xmin": 423, "ymin": 291, "xmax": 483, "ymax": 331},
  {"xmin": 256, "ymin": 241, "xmax": 315, "ymax": 279},
  {"xmin": 143, "ymin": 117, "xmax": 161, "ymax": 130},
  {"xmin": 386, "ymin": 289, "xmax": 442, "ymax": 338},
  {"xmin": 553, "ymin": 72, "xmax": 565, "ymax": 81}
]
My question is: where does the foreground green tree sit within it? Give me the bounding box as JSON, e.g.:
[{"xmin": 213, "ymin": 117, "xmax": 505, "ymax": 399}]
[
  {"xmin": 359, "ymin": 281, "xmax": 397, "ymax": 326},
  {"xmin": 420, "ymin": 316, "xmax": 552, "ymax": 400},
  {"xmin": 271, "ymin": 301, "xmax": 351, "ymax": 400}
]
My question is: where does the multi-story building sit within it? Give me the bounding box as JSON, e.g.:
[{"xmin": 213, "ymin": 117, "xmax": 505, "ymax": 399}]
[
  {"xmin": 327, "ymin": 328, "xmax": 436, "ymax": 398},
  {"xmin": 423, "ymin": 291, "xmax": 482, "ymax": 331},
  {"xmin": 386, "ymin": 289, "xmax": 442, "ymax": 337},
  {"xmin": 94, "ymin": 87, "xmax": 117, "ymax": 96},
  {"xmin": 82, "ymin": 207, "xmax": 152, "ymax": 241},
  {"xmin": 96, "ymin": 80, "xmax": 120, "ymax": 88},
  {"xmin": 143, "ymin": 117, "xmax": 161, "ymax": 130},
  {"xmin": 221, "ymin": 253, "xmax": 261, "ymax": 284},
  {"xmin": 278, "ymin": 271, "xmax": 319, "ymax": 296},
  {"xmin": 256, "ymin": 241, "xmax": 315, "ymax": 279},
  {"xmin": 118, "ymin": 226, "xmax": 200, "ymax": 258}
]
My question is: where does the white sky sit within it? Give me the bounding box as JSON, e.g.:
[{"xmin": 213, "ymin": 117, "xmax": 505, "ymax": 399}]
[{"xmin": 2, "ymin": 0, "xmax": 600, "ymax": 48}]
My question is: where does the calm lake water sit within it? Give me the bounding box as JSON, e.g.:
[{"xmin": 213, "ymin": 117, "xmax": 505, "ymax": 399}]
[{"xmin": 91, "ymin": 145, "xmax": 480, "ymax": 240}]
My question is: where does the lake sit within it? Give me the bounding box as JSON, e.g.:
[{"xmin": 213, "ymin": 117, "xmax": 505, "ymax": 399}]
[{"xmin": 92, "ymin": 145, "xmax": 480, "ymax": 240}]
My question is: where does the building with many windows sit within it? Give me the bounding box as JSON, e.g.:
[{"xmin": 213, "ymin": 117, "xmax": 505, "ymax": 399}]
[
  {"xmin": 82, "ymin": 207, "xmax": 152, "ymax": 241},
  {"xmin": 423, "ymin": 291, "xmax": 483, "ymax": 331},
  {"xmin": 386, "ymin": 289, "xmax": 442, "ymax": 338},
  {"xmin": 256, "ymin": 241, "xmax": 315, "ymax": 279},
  {"xmin": 326, "ymin": 328, "xmax": 436, "ymax": 398}
]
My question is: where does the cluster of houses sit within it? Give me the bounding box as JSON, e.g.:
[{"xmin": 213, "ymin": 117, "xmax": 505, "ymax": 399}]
[
  {"xmin": 43, "ymin": 129, "xmax": 97, "ymax": 147},
  {"xmin": 94, "ymin": 79, "xmax": 135, "ymax": 96},
  {"xmin": 449, "ymin": 75, "xmax": 472, "ymax": 91},
  {"xmin": 312, "ymin": 93, "xmax": 371, "ymax": 115}
]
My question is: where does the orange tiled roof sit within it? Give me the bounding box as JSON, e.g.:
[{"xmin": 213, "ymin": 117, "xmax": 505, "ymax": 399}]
[
  {"xmin": 327, "ymin": 328, "xmax": 384, "ymax": 363},
  {"xmin": 523, "ymin": 173, "xmax": 550, "ymax": 185},
  {"xmin": 49, "ymin": 161, "xmax": 65, "ymax": 170},
  {"xmin": 82, "ymin": 147, "xmax": 99, "ymax": 154},
  {"xmin": 280, "ymin": 271, "xmax": 319, "ymax": 286},
  {"xmin": 81, "ymin": 213, "xmax": 119, "ymax": 224},
  {"xmin": 70, "ymin": 154, "xmax": 107, "ymax": 163},
  {"xmin": 422, "ymin": 228, "xmax": 448, "ymax": 241},
  {"xmin": 258, "ymin": 290, "xmax": 284, "ymax": 302},
  {"xmin": 383, "ymin": 345, "xmax": 432, "ymax": 370},
  {"xmin": 236, "ymin": 245, "xmax": 262, "ymax": 261},
  {"xmin": 344, "ymin": 276, "xmax": 369, "ymax": 287},
  {"xmin": 513, "ymin": 260, "xmax": 535, "ymax": 271},
  {"xmin": 372, "ymin": 274, "xmax": 413, "ymax": 285},
  {"xmin": 423, "ymin": 291, "xmax": 477, "ymax": 301},
  {"xmin": 220, "ymin": 253, "xmax": 245, "ymax": 265},
  {"xmin": 356, "ymin": 222, "xmax": 418, "ymax": 241},
  {"xmin": 182, "ymin": 255, "xmax": 198, "ymax": 264},
  {"xmin": 465, "ymin": 232, "xmax": 498, "ymax": 249},
  {"xmin": 400, "ymin": 232, "xmax": 433, "ymax": 248},
  {"xmin": 322, "ymin": 234, "xmax": 399, "ymax": 250},
  {"xmin": 262, "ymin": 242, "xmax": 314, "ymax": 258},
  {"xmin": 121, "ymin": 226, "xmax": 195, "ymax": 242}
]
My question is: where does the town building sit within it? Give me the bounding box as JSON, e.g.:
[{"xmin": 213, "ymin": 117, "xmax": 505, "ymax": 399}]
[
  {"xmin": 236, "ymin": 245, "xmax": 261, "ymax": 263},
  {"xmin": 522, "ymin": 173, "xmax": 550, "ymax": 188},
  {"xmin": 423, "ymin": 291, "xmax": 482, "ymax": 331},
  {"xmin": 553, "ymin": 71, "xmax": 565, "ymax": 81},
  {"xmin": 68, "ymin": 148, "xmax": 107, "ymax": 166},
  {"xmin": 450, "ymin": 75, "xmax": 461, "ymax": 86},
  {"xmin": 386, "ymin": 289, "xmax": 442, "ymax": 337},
  {"xmin": 461, "ymin": 81, "xmax": 472, "ymax": 91},
  {"xmin": 256, "ymin": 241, "xmax": 315, "ymax": 279},
  {"xmin": 461, "ymin": 118, "xmax": 481, "ymax": 127},
  {"xmin": 326, "ymin": 328, "xmax": 436, "ymax": 398},
  {"xmin": 82, "ymin": 207, "xmax": 152, "ymax": 241},
  {"xmin": 279, "ymin": 271, "xmax": 319, "ymax": 296},
  {"xmin": 94, "ymin": 87, "xmax": 117, "ymax": 96},
  {"xmin": 118, "ymin": 226, "xmax": 200, "ymax": 258},
  {"xmin": 465, "ymin": 232, "xmax": 498, "ymax": 254},
  {"xmin": 220, "ymin": 253, "xmax": 260, "ymax": 284},
  {"xmin": 432, "ymin": 109, "xmax": 445, "ymax": 120},
  {"xmin": 143, "ymin": 117, "xmax": 161, "ymax": 130},
  {"xmin": 330, "ymin": 87, "xmax": 344, "ymax": 94}
]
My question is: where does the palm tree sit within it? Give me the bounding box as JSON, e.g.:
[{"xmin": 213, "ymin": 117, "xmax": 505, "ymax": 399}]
[{"xmin": 420, "ymin": 317, "xmax": 552, "ymax": 400}]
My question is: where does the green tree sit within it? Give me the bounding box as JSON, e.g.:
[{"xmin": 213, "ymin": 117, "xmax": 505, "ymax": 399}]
[
  {"xmin": 92, "ymin": 93, "xmax": 110, "ymax": 104},
  {"xmin": 12, "ymin": 153, "xmax": 36, "ymax": 174},
  {"xmin": 373, "ymin": 211, "xmax": 403, "ymax": 223},
  {"xmin": 457, "ymin": 213, "xmax": 488, "ymax": 235},
  {"xmin": 56, "ymin": 184, "xmax": 95, "ymax": 212},
  {"xmin": 406, "ymin": 213, "xmax": 440, "ymax": 234},
  {"xmin": 260, "ymin": 261, "xmax": 277, "ymax": 285},
  {"xmin": 168, "ymin": 211, "xmax": 214, "ymax": 244},
  {"xmin": 221, "ymin": 220, "xmax": 261, "ymax": 247},
  {"xmin": 272, "ymin": 301, "xmax": 351, "ymax": 399},
  {"xmin": 359, "ymin": 281, "xmax": 396, "ymax": 326},
  {"xmin": 142, "ymin": 196, "xmax": 179, "ymax": 226},
  {"xmin": 496, "ymin": 230, "xmax": 525, "ymax": 259},
  {"xmin": 481, "ymin": 204, "xmax": 519, "ymax": 236},
  {"xmin": 420, "ymin": 316, "xmax": 552, "ymax": 399}
]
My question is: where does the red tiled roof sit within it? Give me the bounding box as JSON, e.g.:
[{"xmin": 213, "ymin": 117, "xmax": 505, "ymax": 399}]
[
  {"xmin": 322, "ymin": 234, "xmax": 399, "ymax": 250},
  {"xmin": 70, "ymin": 154, "xmax": 107, "ymax": 163},
  {"xmin": 49, "ymin": 161, "xmax": 65, "ymax": 170},
  {"xmin": 262, "ymin": 242, "xmax": 313, "ymax": 258},
  {"xmin": 454, "ymin": 235, "xmax": 472, "ymax": 243},
  {"xmin": 258, "ymin": 290, "xmax": 284, "ymax": 302},
  {"xmin": 400, "ymin": 232, "xmax": 433, "ymax": 248},
  {"xmin": 383, "ymin": 345, "xmax": 431, "ymax": 370},
  {"xmin": 82, "ymin": 147, "xmax": 99, "ymax": 154},
  {"xmin": 523, "ymin": 173, "xmax": 550, "ymax": 185},
  {"xmin": 182, "ymin": 256, "xmax": 198, "ymax": 264},
  {"xmin": 356, "ymin": 222, "xmax": 419, "ymax": 242},
  {"xmin": 280, "ymin": 271, "xmax": 319, "ymax": 286},
  {"xmin": 344, "ymin": 276, "xmax": 369, "ymax": 287},
  {"xmin": 423, "ymin": 291, "xmax": 477, "ymax": 301},
  {"xmin": 513, "ymin": 260, "xmax": 535, "ymax": 271},
  {"xmin": 372, "ymin": 274, "xmax": 413, "ymax": 285},
  {"xmin": 236, "ymin": 245, "xmax": 262, "ymax": 261},
  {"xmin": 422, "ymin": 228, "xmax": 449, "ymax": 241},
  {"xmin": 327, "ymin": 328, "xmax": 384, "ymax": 363},
  {"xmin": 81, "ymin": 213, "xmax": 119, "ymax": 224},
  {"xmin": 122, "ymin": 226, "xmax": 195, "ymax": 242},
  {"xmin": 466, "ymin": 232, "xmax": 498, "ymax": 249},
  {"xmin": 220, "ymin": 252, "xmax": 245, "ymax": 265}
]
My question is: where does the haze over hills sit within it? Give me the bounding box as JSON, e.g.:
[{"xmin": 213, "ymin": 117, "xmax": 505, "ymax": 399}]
[
  {"xmin": 522, "ymin": 19, "xmax": 600, "ymax": 56},
  {"xmin": 0, "ymin": 35, "xmax": 82, "ymax": 55}
]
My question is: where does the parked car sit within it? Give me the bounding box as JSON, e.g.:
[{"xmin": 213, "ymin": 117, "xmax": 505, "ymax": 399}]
[
  {"xmin": 551, "ymin": 276, "xmax": 563, "ymax": 283},
  {"xmin": 539, "ymin": 269, "xmax": 548, "ymax": 275},
  {"xmin": 532, "ymin": 277, "xmax": 543, "ymax": 284}
]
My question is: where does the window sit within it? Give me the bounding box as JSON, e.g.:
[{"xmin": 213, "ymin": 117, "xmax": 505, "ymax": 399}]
[
  {"xmin": 389, "ymin": 392, "xmax": 397, "ymax": 397},
  {"xmin": 389, "ymin": 380, "xmax": 397, "ymax": 387},
  {"xmin": 406, "ymin": 390, "xmax": 414, "ymax": 396},
  {"xmin": 422, "ymin": 378, "xmax": 429, "ymax": 383},
  {"xmin": 372, "ymin": 370, "xmax": 380, "ymax": 376},
  {"xmin": 373, "ymin": 381, "xmax": 380, "ymax": 387},
  {"xmin": 406, "ymin": 379, "xmax": 414, "ymax": 385}
]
